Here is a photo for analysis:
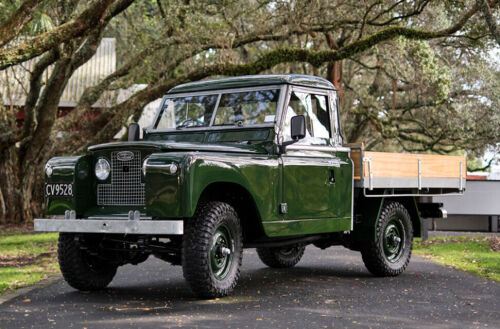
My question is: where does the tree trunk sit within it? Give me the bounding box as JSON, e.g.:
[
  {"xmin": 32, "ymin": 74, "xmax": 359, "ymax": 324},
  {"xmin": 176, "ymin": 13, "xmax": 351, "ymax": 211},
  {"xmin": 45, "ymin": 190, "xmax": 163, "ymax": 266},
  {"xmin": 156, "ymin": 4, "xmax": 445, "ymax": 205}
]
[{"xmin": 0, "ymin": 144, "xmax": 46, "ymax": 224}]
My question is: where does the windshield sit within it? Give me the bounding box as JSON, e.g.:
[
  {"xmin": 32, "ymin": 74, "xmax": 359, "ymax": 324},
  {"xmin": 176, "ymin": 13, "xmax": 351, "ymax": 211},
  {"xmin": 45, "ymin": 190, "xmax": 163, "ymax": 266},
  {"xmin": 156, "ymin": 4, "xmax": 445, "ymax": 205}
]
[
  {"xmin": 154, "ymin": 94, "xmax": 218, "ymax": 130},
  {"xmin": 214, "ymin": 89, "xmax": 279, "ymax": 126},
  {"xmin": 153, "ymin": 88, "xmax": 280, "ymax": 130}
]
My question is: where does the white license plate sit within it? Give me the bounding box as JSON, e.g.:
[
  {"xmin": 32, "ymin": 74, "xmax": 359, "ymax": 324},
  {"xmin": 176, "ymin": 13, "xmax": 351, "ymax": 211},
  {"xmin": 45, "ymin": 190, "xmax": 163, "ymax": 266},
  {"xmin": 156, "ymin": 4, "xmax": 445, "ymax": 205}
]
[{"xmin": 45, "ymin": 183, "xmax": 73, "ymax": 197}]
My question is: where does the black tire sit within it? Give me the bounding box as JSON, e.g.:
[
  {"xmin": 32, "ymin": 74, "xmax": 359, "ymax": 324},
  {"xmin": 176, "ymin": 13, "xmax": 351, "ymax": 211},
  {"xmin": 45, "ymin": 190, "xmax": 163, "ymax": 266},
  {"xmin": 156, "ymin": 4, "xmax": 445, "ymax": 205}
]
[
  {"xmin": 361, "ymin": 201, "xmax": 413, "ymax": 276},
  {"xmin": 256, "ymin": 244, "xmax": 306, "ymax": 268},
  {"xmin": 58, "ymin": 233, "xmax": 117, "ymax": 291},
  {"xmin": 182, "ymin": 201, "xmax": 243, "ymax": 298}
]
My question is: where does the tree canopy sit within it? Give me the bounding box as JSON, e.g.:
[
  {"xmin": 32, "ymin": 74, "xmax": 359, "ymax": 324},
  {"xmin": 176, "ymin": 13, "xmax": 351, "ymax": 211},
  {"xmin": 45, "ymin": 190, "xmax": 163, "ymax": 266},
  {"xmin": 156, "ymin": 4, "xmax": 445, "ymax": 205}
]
[{"xmin": 0, "ymin": 0, "xmax": 499, "ymax": 223}]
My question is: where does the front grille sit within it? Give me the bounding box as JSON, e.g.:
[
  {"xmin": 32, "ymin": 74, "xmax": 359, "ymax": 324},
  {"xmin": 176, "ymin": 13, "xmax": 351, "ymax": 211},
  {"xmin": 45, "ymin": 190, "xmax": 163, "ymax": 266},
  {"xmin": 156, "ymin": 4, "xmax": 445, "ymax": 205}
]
[{"xmin": 97, "ymin": 150, "xmax": 145, "ymax": 206}]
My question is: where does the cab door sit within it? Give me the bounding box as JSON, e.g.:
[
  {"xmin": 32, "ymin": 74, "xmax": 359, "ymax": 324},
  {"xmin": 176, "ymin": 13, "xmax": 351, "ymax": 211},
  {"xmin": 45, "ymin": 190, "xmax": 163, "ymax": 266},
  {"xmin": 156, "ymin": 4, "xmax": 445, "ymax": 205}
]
[{"xmin": 280, "ymin": 87, "xmax": 352, "ymax": 223}]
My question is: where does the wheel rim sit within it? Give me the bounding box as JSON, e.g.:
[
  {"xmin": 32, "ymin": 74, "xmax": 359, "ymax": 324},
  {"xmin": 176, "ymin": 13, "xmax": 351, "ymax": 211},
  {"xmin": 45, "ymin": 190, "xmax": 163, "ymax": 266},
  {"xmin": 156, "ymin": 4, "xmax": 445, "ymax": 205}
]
[
  {"xmin": 278, "ymin": 246, "xmax": 299, "ymax": 257},
  {"xmin": 383, "ymin": 218, "xmax": 405, "ymax": 263},
  {"xmin": 210, "ymin": 224, "xmax": 234, "ymax": 280}
]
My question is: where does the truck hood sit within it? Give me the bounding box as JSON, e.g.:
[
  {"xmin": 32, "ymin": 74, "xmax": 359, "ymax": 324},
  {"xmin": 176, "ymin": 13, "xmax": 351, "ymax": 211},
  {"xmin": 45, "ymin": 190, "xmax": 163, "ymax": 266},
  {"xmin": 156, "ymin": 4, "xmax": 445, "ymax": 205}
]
[{"xmin": 87, "ymin": 141, "xmax": 268, "ymax": 154}]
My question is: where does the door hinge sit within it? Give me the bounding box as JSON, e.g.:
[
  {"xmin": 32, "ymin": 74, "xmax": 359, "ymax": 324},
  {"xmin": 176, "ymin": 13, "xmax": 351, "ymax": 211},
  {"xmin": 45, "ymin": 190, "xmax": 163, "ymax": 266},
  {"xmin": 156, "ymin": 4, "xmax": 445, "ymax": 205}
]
[{"xmin": 280, "ymin": 203, "xmax": 288, "ymax": 214}]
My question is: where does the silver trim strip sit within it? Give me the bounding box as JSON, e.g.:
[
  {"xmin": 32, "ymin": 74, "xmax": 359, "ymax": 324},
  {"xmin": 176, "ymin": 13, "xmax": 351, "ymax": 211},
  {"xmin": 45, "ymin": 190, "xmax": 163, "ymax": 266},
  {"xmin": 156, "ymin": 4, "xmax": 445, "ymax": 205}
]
[
  {"xmin": 418, "ymin": 158, "xmax": 422, "ymax": 190},
  {"xmin": 34, "ymin": 218, "xmax": 183, "ymax": 235},
  {"xmin": 459, "ymin": 161, "xmax": 463, "ymax": 191},
  {"xmin": 357, "ymin": 177, "xmax": 466, "ymax": 189},
  {"xmin": 209, "ymin": 94, "xmax": 222, "ymax": 126},
  {"xmin": 51, "ymin": 165, "xmax": 74, "ymax": 170},
  {"xmin": 145, "ymin": 163, "xmax": 174, "ymax": 169},
  {"xmin": 363, "ymin": 157, "xmax": 373, "ymax": 190},
  {"xmin": 267, "ymin": 217, "xmax": 351, "ymax": 223},
  {"xmin": 286, "ymin": 145, "xmax": 351, "ymax": 152},
  {"xmin": 350, "ymin": 155, "xmax": 354, "ymax": 231},
  {"xmin": 363, "ymin": 190, "xmax": 465, "ymax": 197}
]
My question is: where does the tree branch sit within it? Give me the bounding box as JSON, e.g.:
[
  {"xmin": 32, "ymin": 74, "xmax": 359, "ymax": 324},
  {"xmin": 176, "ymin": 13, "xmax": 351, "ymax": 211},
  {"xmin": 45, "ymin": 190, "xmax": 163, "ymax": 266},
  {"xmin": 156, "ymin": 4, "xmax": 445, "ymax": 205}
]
[
  {"xmin": 0, "ymin": 0, "xmax": 116, "ymax": 70},
  {"xmin": 480, "ymin": 0, "xmax": 500, "ymax": 46},
  {"xmin": 0, "ymin": 0, "xmax": 45, "ymax": 48}
]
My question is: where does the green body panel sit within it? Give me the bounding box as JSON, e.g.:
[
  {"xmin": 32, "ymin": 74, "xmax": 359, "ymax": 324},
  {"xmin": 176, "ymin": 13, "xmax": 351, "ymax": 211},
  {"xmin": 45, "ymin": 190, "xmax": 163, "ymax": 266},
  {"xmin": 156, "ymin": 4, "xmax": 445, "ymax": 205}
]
[
  {"xmin": 144, "ymin": 151, "xmax": 280, "ymax": 220},
  {"xmin": 180, "ymin": 153, "xmax": 281, "ymax": 221},
  {"xmin": 90, "ymin": 140, "xmax": 270, "ymax": 154},
  {"xmin": 45, "ymin": 155, "xmax": 93, "ymax": 216},
  {"xmin": 144, "ymin": 149, "xmax": 353, "ymax": 237},
  {"xmin": 350, "ymin": 196, "xmax": 385, "ymax": 243},
  {"xmin": 282, "ymin": 149, "xmax": 352, "ymax": 220},
  {"xmin": 147, "ymin": 132, "xmax": 205, "ymax": 143},
  {"xmin": 168, "ymin": 74, "xmax": 335, "ymax": 94},
  {"xmin": 144, "ymin": 152, "xmax": 187, "ymax": 218},
  {"xmin": 263, "ymin": 218, "xmax": 351, "ymax": 237}
]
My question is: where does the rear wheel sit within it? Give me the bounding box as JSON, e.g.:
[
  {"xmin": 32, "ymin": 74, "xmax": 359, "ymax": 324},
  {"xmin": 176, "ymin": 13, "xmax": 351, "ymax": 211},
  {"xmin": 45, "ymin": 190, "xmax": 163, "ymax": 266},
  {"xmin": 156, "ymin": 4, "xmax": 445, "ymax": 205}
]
[
  {"xmin": 58, "ymin": 233, "xmax": 118, "ymax": 291},
  {"xmin": 257, "ymin": 244, "xmax": 305, "ymax": 268},
  {"xmin": 182, "ymin": 201, "xmax": 243, "ymax": 298},
  {"xmin": 361, "ymin": 201, "xmax": 413, "ymax": 276}
]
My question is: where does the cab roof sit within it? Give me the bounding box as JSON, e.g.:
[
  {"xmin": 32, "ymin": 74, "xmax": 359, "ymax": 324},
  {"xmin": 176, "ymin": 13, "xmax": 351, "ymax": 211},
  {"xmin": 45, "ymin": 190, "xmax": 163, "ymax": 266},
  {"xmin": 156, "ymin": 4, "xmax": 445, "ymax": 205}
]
[{"xmin": 167, "ymin": 74, "xmax": 335, "ymax": 94}]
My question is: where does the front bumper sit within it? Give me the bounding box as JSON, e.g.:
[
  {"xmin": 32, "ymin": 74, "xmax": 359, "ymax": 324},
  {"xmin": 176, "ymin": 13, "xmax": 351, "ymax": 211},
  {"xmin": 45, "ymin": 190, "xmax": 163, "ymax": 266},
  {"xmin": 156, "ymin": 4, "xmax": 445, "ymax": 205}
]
[{"xmin": 34, "ymin": 217, "xmax": 183, "ymax": 235}]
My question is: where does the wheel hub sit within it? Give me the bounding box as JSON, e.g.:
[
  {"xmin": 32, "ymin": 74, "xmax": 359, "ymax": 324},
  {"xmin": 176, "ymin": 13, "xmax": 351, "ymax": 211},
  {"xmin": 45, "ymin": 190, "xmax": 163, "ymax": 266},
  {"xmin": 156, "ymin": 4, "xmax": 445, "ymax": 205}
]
[
  {"xmin": 210, "ymin": 224, "xmax": 233, "ymax": 280},
  {"xmin": 383, "ymin": 220, "xmax": 405, "ymax": 263}
]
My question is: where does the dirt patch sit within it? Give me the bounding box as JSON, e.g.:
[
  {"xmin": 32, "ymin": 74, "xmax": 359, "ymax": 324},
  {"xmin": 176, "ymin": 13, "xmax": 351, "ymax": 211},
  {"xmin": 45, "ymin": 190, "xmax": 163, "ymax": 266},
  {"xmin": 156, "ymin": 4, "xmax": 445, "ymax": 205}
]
[
  {"xmin": 0, "ymin": 223, "xmax": 35, "ymax": 234},
  {"xmin": 490, "ymin": 237, "xmax": 500, "ymax": 252},
  {"xmin": 0, "ymin": 252, "xmax": 56, "ymax": 268}
]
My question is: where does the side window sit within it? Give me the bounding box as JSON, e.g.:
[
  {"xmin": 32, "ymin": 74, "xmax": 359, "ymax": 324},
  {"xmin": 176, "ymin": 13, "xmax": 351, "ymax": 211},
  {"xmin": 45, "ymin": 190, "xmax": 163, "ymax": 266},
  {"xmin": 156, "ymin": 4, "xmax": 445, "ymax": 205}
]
[
  {"xmin": 310, "ymin": 95, "xmax": 330, "ymax": 139},
  {"xmin": 283, "ymin": 91, "xmax": 331, "ymax": 145}
]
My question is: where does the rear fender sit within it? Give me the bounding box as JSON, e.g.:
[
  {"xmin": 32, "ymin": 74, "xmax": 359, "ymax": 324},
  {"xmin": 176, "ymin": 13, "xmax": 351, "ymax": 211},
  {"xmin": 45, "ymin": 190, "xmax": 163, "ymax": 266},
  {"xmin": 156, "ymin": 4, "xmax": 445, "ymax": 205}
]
[{"xmin": 351, "ymin": 196, "xmax": 421, "ymax": 245}]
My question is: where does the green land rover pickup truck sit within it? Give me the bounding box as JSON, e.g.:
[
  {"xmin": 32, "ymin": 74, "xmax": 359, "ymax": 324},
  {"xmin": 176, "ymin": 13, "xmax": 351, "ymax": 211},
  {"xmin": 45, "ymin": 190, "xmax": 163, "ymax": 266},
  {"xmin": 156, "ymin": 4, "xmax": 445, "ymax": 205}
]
[{"xmin": 35, "ymin": 74, "xmax": 465, "ymax": 298}]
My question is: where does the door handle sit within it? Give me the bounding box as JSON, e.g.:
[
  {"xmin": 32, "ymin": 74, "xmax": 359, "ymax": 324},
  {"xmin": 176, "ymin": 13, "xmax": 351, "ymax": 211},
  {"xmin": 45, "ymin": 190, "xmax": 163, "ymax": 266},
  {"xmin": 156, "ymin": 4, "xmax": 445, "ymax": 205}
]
[{"xmin": 329, "ymin": 169, "xmax": 336, "ymax": 184}]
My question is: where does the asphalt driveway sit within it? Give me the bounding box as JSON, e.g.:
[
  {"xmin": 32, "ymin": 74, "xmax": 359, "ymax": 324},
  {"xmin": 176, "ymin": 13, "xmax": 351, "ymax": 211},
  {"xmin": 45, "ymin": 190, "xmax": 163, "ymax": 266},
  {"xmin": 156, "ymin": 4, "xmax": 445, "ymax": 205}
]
[{"xmin": 0, "ymin": 246, "xmax": 498, "ymax": 329}]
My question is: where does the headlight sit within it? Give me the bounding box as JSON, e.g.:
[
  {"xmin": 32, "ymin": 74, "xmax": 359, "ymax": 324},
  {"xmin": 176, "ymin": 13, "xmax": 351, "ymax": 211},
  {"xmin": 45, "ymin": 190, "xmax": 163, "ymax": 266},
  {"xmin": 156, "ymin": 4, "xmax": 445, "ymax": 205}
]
[
  {"xmin": 169, "ymin": 163, "xmax": 178, "ymax": 174},
  {"xmin": 95, "ymin": 158, "xmax": 110, "ymax": 180},
  {"xmin": 142, "ymin": 157, "xmax": 149, "ymax": 176},
  {"xmin": 45, "ymin": 164, "xmax": 53, "ymax": 177}
]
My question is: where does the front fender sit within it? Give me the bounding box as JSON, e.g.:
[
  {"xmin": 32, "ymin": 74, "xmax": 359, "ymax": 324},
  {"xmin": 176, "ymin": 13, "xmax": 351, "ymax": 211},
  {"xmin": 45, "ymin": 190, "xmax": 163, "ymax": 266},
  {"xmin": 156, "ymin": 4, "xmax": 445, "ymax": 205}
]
[
  {"xmin": 45, "ymin": 155, "xmax": 92, "ymax": 215},
  {"xmin": 184, "ymin": 153, "xmax": 280, "ymax": 220},
  {"xmin": 145, "ymin": 152, "xmax": 280, "ymax": 220}
]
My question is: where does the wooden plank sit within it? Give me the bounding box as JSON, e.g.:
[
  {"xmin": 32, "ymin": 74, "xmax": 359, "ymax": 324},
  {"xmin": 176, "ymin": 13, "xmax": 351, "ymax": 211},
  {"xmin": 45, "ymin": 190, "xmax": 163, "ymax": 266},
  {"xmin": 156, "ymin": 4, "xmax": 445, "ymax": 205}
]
[
  {"xmin": 348, "ymin": 144, "xmax": 466, "ymax": 181},
  {"xmin": 349, "ymin": 148, "xmax": 362, "ymax": 180},
  {"xmin": 362, "ymin": 152, "xmax": 466, "ymax": 179},
  {"xmin": 345, "ymin": 143, "xmax": 363, "ymax": 180}
]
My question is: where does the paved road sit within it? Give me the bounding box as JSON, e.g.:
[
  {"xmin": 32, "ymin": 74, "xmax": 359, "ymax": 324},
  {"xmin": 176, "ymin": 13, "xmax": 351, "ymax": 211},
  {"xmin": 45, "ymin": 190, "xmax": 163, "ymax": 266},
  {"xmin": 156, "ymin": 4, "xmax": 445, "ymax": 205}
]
[{"xmin": 0, "ymin": 246, "xmax": 499, "ymax": 329}]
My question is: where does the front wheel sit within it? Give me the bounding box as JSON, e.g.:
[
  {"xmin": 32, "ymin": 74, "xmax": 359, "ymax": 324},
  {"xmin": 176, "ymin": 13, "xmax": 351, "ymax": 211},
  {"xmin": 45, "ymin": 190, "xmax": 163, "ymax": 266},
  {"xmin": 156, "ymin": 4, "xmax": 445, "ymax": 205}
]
[
  {"xmin": 361, "ymin": 201, "xmax": 413, "ymax": 276},
  {"xmin": 256, "ymin": 244, "xmax": 305, "ymax": 268},
  {"xmin": 58, "ymin": 233, "xmax": 118, "ymax": 291},
  {"xmin": 182, "ymin": 201, "xmax": 243, "ymax": 298}
]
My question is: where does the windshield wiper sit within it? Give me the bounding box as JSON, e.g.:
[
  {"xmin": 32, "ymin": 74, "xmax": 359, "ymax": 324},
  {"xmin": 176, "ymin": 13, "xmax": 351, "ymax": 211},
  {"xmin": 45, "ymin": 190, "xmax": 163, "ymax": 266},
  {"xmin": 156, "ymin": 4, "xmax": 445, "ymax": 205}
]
[
  {"xmin": 215, "ymin": 121, "xmax": 244, "ymax": 127},
  {"xmin": 176, "ymin": 118, "xmax": 206, "ymax": 129}
]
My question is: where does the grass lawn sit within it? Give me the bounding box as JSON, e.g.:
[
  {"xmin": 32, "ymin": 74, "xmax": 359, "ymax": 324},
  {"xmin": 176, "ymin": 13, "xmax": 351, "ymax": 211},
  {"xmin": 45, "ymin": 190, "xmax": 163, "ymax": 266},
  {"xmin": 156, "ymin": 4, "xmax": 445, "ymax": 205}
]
[
  {"xmin": 0, "ymin": 230, "xmax": 59, "ymax": 294},
  {"xmin": 414, "ymin": 236, "xmax": 500, "ymax": 282}
]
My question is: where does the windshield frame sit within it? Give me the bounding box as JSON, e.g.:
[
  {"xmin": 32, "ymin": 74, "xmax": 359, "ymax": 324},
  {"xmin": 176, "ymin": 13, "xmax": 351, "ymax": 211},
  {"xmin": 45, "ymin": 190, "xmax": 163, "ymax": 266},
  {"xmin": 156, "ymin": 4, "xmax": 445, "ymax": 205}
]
[{"xmin": 149, "ymin": 85, "xmax": 286, "ymax": 133}]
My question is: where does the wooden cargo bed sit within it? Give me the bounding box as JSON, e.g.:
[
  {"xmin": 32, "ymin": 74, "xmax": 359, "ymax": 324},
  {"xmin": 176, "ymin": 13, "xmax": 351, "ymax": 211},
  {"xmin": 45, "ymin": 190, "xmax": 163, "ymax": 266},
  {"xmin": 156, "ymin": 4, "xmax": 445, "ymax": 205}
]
[{"xmin": 348, "ymin": 144, "xmax": 466, "ymax": 195}]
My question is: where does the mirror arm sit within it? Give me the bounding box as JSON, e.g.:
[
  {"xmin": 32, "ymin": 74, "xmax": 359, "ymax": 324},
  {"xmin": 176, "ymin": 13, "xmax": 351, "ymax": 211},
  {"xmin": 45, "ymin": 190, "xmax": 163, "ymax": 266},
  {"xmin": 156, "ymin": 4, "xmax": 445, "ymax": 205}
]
[{"xmin": 279, "ymin": 138, "xmax": 299, "ymax": 154}]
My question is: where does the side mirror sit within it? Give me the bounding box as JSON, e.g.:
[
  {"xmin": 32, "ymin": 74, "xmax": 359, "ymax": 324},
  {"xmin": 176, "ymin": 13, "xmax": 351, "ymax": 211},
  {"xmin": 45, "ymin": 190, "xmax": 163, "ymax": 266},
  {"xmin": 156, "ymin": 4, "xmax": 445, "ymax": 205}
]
[
  {"xmin": 128, "ymin": 123, "xmax": 140, "ymax": 141},
  {"xmin": 290, "ymin": 115, "xmax": 306, "ymax": 141},
  {"xmin": 280, "ymin": 115, "xmax": 306, "ymax": 154}
]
